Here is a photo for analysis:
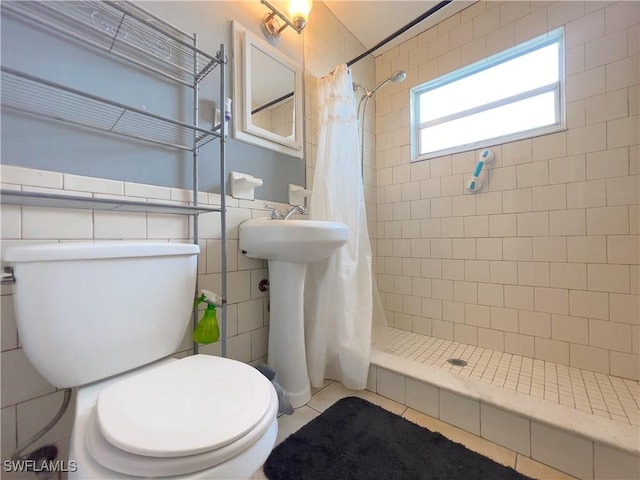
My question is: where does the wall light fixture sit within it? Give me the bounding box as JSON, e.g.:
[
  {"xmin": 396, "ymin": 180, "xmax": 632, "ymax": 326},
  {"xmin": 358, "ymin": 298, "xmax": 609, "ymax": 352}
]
[{"xmin": 260, "ymin": 0, "xmax": 312, "ymax": 45}]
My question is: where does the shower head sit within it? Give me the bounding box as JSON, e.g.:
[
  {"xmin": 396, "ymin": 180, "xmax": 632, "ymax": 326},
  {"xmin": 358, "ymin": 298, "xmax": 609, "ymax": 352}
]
[{"xmin": 367, "ymin": 70, "xmax": 407, "ymax": 97}]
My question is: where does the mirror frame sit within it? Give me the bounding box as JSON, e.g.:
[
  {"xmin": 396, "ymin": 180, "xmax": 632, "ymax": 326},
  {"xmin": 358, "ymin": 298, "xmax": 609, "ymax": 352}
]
[{"xmin": 232, "ymin": 22, "xmax": 304, "ymax": 159}]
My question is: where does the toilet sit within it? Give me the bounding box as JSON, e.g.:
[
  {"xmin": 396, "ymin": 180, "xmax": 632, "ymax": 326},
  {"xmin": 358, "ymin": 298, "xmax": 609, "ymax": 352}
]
[{"xmin": 4, "ymin": 242, "xmax": 278, "ymax": 479}]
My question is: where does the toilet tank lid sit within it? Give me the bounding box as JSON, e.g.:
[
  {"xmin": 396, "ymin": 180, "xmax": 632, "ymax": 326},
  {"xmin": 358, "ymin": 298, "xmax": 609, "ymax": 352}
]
[{"xmin": 3, "ymin": 242, "xmax": 199, "ymax": 263}]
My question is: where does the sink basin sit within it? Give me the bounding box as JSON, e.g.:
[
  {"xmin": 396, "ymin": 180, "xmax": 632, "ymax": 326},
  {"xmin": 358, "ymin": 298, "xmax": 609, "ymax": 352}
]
[
  {"xmin": 239, "ymin": 218, "xmax": 349, "ymax": 263},
  {"xmin": 238, "ymin": 217, "xmax": 349, "ymax": 408}
]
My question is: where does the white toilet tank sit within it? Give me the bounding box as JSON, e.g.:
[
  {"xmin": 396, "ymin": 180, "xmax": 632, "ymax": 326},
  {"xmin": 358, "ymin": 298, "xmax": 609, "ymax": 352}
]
[{"xmin": 4, "ymin": 242, "xmax": 199, "ymax": 388}]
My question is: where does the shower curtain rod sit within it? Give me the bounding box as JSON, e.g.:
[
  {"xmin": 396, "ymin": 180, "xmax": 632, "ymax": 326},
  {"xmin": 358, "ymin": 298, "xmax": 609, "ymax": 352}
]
[{"xmin": 345, "ymin": 0, "xmax": 453, "ymax": 67}]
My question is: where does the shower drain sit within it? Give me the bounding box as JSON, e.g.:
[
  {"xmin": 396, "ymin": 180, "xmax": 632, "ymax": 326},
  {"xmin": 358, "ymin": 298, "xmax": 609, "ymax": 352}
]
[{"xmin": 447, "ymin": 358, "xmax": 468, "ymax": 367}]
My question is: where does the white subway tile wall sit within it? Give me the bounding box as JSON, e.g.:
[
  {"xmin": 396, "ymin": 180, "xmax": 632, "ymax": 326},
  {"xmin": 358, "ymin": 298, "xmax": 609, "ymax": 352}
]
[{"xmin": 374, "ymin": 1, "xmax": 639, "ymax": 382}]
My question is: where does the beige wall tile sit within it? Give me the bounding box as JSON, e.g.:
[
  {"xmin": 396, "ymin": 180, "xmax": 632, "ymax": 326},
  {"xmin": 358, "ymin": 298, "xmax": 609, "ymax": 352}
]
[
  {"xmin": 518, "ymin": 261, "xmax": 550, "ymax": 287},
  {"xmin": 490, "ymin": 214, "xmax": 517, "ymax": 237},
  {"xmin": 566, "ymin": 235, "xmax": 607, "ymax": 263},
  {"xmin": 548, "ymin": 155, "xmax": 585, "ymax": 184},
  {"xmin": 488, "ymin": 166, "xmax": 517, "ymax": 191},
  {"xmin": 517, "ymin": 212, "xmax": 549, "ymax": 236},
  {"xmin": 505, "ymin": 332, "xmax": 535, "ymax": 357},
  {"xmin": 0, "ymin": 205, "xmax": 20, "ymax": 239},
  {"xmin": 610, "ymin": 293, "xmax": 640, "ymax": 325},
  {"xmin": 453, "ymin": 281, "xmax": 478, "ymax": 304},
  {"xmin": 588, "ymin": 264, "xmax": 630, "ymax": 293},
  {"xmin": 476, "ymin": 238, "xmax": 503, "ymax": 261},
  {"xmin": 491, "ymin": 306, "xmax": 519, "ymax": 333},
  {"xmin": 532, "ymin": 132, "xmax": 567, "ymax": 162},
  {"xmin": 586, "ymin": 147, "xmax": 629, "ymax": 179},
  {"xmin": 376, "ymin": 368, "xmax": 406, "ymax": 404},
  {"xmin": 464, "ymin": 215, "xmax": 489, "ymax": 237},
  {"xmin": 607, "ymin": 115, "xmax": 639, "ymax": 149},
  {"xmin": 22, "ymin": 207, "xmax": 93, "ymax": 239},
  {"xmin": 405, "ymin": 378, "xmax": 439, "ymax": 418},
  {"xmin": 534, "ymin": 287, "xmax": 569, "ymax": 315},
  {"xmin": 532, "ymin": 184, "xmax": 567, "ymax": 211},
  {"xmin": 533, "ymin": 236, "xmax": 567, "ymax": 262},
  {"xmin": 607, "ymin": 235, "xmax": 640, "ymax": 264},
  {"xmin": 452, "ymin": 238, "xmax": 476, "ymax": 259},
  {"xmin": 432, "ymin": 319, "xmax": 454, "ymax": 339},
  {"xmin": 567, "ymin": 122, "xmax": 607, "ymax": 155},
  {"xmin": 454, "ymin": 323, "xmax": 478, "ymax": 345},
  {"xmin": 490, "ymin": 261, "xmax": 518, "ymax": 285},
  {"xmin": 535, "ymin": 337, "xmax": 570, "ymax": 365},
  {"xmin": 439, "ymin": 390, "xmax": 480, "ymax": 435},
  {"xmin": 481, "ymin": 404, "xmax": 531, "ymax": 456},
  {"xmin": 589, "ymin": 318, "xmax": 633, "ymax": 353},
  {"xmin": 1, "ymin": 165, "xmax": 62, "ymax": 189},
  {"xmin": 0, "ymin": 295, "xmax": 17, "ymax": 352},
  {"xmin": 610, "ymin": 351, "xmax": 640, "ymax": 380},
  {"xmin": 569, "ymin": 290, "xmax": 609, "ymax": 320},
  {"xmin": 570, "ymin": 343, "xmax": 610, "ymax": 374},
  {"xmin": 551, "ymin": 314, "xmax": 589, "ymax": 345},
  {"xmin": 1, "ymin": 349, "xmax": 55, "ymax": 408},
  {"xmin": 517, "ymin": 162, "xmax": 548, "ymax": 187},
  {"xmin": 607, "ymin": 176, "xmax": 640, "ymax": 207},
  {"xmin": 478, "ymin": 327, "xmax": 505, "ymax": 350},
  {"xmin": 503, "ymin": 237, "xmax": 533, "ymax": 261},
  {"xmin": 477, "ymin": 282, "xmax": 504, "ymax": 307},
  {"xmin": 531, "ymin": 422, "xmax": 594, "ymax": 480},
  {"xmin": 476, "ymin": 191, "xmax": 503, "ymax": 215},
  {"xmin": 519, "ymin": 310, "xmax": 551, "ymax": 338},
  {"xmin": 549, "ymin": 209, "xmax": 586, "ymax": 236},
  {"xmin": 504, "ymin": 285, "xmax": 534, "ymax": 310},
  {"xmin": 594, "ymin": 443, "xmax": 640, "ymax": 480},
  {"xmin": 567, "ymin": 179, "xmax": 607, "ymax": 209},
  {"xmin": 550, "ymin": 262, "xmax": 587, "ymax": 290}
]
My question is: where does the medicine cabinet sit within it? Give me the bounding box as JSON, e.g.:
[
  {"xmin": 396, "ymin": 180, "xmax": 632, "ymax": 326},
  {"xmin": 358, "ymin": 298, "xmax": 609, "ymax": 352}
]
[{"xmin": 232, "ymin": 21, "xmax": 303, "ymax": 159}]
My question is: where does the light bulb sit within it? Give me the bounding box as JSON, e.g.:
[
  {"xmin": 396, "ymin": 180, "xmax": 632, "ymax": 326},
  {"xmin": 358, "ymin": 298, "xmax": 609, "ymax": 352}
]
[{"xmin": 288, "ymin": 0, "xmax": 312, "ymax": 31}]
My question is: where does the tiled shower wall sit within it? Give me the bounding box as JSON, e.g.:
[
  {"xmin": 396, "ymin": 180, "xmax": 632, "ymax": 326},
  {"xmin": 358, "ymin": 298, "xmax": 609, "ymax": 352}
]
[
  {"xmin": 374, "ymin": 1, "xmax": 640, "ymax": 380},
  {"xmin": 0, "ymin": 164, "xmax": 278, "ymax": 475}
]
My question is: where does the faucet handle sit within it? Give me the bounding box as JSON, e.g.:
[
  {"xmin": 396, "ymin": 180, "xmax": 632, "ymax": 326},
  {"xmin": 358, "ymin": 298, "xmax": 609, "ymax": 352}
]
[{"xmin": 265, "ymin": 205, "xmax": 281, "ymax": 219}]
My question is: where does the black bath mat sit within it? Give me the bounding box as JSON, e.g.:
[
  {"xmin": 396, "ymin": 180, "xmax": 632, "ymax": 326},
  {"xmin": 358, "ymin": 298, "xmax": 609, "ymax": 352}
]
[{"xmin": 264, "ymin": 396, "xmax": 534, "ymax": 480}]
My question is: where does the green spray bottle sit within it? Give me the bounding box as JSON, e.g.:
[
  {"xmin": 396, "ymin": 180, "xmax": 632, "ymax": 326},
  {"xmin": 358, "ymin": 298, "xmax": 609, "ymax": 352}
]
[{"xmin": 193, "ymin": 289, "xmax": 223, "ymax": 344}]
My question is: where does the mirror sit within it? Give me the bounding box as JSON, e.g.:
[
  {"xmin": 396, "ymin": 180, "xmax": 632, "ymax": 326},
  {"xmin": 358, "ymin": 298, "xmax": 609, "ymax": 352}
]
[{"xmin": 232, "ymin": 22, "xmax": 303, "ymax": 158}]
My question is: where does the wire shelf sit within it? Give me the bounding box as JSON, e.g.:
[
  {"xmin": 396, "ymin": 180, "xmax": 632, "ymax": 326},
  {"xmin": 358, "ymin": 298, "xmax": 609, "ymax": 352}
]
[
  {"xmin": 1, "ymin": 1, "xmax": 223, "ymax": 86},
  {"xmin": 1, "ymin": 67, "xmax": 221, "ymax": 151},
  {"xmin": 1, "ymin": 190, "xmax": 222, "ymax": 216}
]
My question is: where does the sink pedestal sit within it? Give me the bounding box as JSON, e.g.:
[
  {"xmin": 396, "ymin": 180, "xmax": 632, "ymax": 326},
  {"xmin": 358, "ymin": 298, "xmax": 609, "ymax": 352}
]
[
  {"xmin": 267, "ymin": 260, "xmax": 310, "ymax": 408},
  {"xmin": 238, "ymin": 218, "xmax": 349, "ymax": 410}
]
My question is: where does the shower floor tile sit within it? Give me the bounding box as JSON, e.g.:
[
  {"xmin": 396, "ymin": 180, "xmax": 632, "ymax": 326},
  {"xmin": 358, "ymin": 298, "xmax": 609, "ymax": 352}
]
[{"xmin": 380, "ymin": 328, "xmax": 640, "ymax": 427}]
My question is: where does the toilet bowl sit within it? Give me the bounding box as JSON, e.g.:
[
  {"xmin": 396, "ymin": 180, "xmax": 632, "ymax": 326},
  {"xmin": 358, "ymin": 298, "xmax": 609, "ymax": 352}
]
[
  {"xmin": 71, "ymin": 356, "xmax": 278, "ymax": 479},
  {"xmin": 3, "ymin": 242, "xmax": 278, "ymax": 479}
]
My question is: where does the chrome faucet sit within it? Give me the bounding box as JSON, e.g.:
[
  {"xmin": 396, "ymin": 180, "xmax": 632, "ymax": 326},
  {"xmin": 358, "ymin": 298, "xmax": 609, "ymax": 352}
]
[
  {"xmin": 265, "ymin": 205, "xmax": 305, "ymax": 220},
  {"xmin": 283, "ymin": 205, "xmax": 305, "ymax": 220},
  {"xmin": 265, "ymin": 205, "xmax": 282, "ymax": 219}
]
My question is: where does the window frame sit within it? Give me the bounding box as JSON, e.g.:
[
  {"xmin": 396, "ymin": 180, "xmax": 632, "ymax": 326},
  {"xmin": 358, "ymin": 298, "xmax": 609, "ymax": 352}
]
[{"xmin": 410, "ymin": 28, "xmax": 565, "ymax": 161}]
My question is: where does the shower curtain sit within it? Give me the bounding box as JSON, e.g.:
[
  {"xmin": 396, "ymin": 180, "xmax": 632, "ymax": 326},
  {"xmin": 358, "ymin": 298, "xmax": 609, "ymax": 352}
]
[{"xmin": 305, "ymin": 64, "xmax": 373, "ymax": 390}]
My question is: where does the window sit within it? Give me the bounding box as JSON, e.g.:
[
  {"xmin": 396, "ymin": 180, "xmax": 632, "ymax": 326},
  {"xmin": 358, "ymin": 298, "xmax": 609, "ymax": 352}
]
[{"xmin": 411, "ymin": 28, "xmax": 564, "ymax": 160}]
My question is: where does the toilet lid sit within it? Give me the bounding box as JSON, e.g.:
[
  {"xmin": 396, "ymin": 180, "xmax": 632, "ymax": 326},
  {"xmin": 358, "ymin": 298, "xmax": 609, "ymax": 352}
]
[{"xmin": 96, "ymin": 355, "xmax": 274, "ymax": 457}]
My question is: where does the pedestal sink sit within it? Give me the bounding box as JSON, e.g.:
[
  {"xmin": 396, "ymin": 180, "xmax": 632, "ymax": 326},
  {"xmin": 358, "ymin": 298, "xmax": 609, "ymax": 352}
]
[{"xmin": 239, "ymin": 218, "xmax": 348, "ymax": 407}]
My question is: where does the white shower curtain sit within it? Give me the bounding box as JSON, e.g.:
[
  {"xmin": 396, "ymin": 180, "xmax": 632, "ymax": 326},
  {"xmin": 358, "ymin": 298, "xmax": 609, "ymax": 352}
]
[{"xmin": 305, "ymin": 64, "xmax": 373, "ymax": 390}]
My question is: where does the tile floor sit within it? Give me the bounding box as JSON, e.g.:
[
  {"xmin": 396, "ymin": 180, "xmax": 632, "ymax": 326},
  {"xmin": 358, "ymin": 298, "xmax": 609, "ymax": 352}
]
[
  {"xmin": 253, "ymin": 380, "xmax": 577, "ymax": 480},
  {"xmin": 380, "ymin": 328, "xmax": 640, "ymax": 427}
]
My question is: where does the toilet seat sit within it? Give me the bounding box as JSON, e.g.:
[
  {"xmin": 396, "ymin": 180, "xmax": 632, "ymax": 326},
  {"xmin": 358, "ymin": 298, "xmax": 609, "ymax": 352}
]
[{"xmin": 86, "ymin": 355, "xmax": 278, "ymax": 477}]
